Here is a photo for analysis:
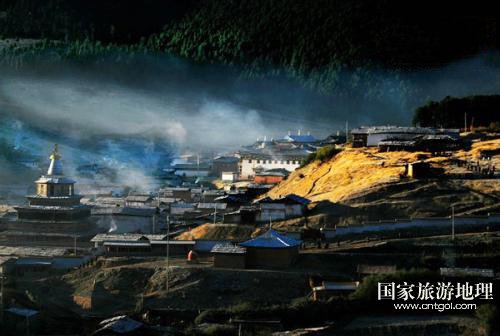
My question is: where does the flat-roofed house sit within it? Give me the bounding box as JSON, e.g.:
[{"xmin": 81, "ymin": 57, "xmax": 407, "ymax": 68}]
[
  {"xmin": 254, "ymin": 194, "xmax": 310, "ymax": 221},
  {"xmin": 173, "ymin": 163, "xmax": 211, "ymax": 177},
  {"xmin": 254, "ymin": 169, "xmax": 288, "ymax": 185},
  {"xmin": 211, "ymin": 243, "xmax": 246, "ymax": 269},
  {"xmin": 125, "ymin": 195, "xmax": 153, "ymax": 207},
  {"xmin": 237, "ymin": 149, "xmax": 310, "ymax": 179},
  {"xmin": 211, "ymin": 156, "xmax": 239, "ymax": 178},
  {"xmin": 351, "ymin": 126, "xmax": 460, "ymax": 148}
]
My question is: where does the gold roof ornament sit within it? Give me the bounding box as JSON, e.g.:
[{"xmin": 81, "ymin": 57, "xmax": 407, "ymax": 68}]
[
  {"xmin": 50, "ymin": 144, "xmax": 61, "ymax": 161},
  {"xmin": 47, "ymin": 144, "xmax": 64, "ymax": 176}
]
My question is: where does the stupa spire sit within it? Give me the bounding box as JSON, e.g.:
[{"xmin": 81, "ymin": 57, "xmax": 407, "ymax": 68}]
[{"xmin": 47, "ymin": 144, "xmax": 64, "ymax": 175}]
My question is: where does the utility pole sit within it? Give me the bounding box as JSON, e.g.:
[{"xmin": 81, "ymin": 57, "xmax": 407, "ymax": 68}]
[
  {"xmin": 345, "ymin": 120, "xmax": 349, "ymax": 144},
  {"xmin": 166, "ymin": 214, "xmax": 170, "ymax": 295},
  {"xmin": 1, "ymin": 274, "xmax": 4, "ymax": 325},
  {"xmin": 451, "ymin": 205, "xmax": 455, "ymax": 241}
]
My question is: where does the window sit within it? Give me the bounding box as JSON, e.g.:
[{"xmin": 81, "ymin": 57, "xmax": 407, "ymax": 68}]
[
  {"xmin": 257, "ymin": 160, "xmax": 260, "ymax": 164},
  {"xmin": 286, "ymin": 160, "xmax": 290, "ymax": 164},
  {"xmin": 248, "ymin": 159, "xmax": 252, "ymax": 163}
]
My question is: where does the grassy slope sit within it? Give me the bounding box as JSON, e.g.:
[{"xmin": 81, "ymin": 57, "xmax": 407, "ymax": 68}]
[{"xmin": 267, "ymin": 139, "xmax": 500, "ymax": 225}]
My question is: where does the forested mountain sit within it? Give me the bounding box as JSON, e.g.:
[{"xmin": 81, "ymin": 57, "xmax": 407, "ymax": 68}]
[
  {"xmin": 413, "ymin": 95, "xmax": 500, "ymax": 129},
  {"xmin": 1, "ymin": 0, "xmax": 497, "ymax": 69}
]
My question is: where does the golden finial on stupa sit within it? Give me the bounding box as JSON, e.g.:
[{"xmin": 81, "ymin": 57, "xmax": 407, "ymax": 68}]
[{"xmin": 50, "ymin": 144, "xmax": 61, "ymax": 160}]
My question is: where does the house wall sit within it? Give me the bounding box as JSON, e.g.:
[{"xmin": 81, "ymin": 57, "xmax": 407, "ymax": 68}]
[
  {"xmin": 240, "ymin": 158, "xmax": 301, "ymax": 179},
  {"xmin": 174, "ymin": 169, "xmax": 210, "ymax": 177},
  {"xmin": 323, "ymin": 213, "xmax": 500, "ymax": 239},
  {"xmin": 257, "ymin": 205, "xmax": 286, "ymax": 221},
  {"xmin": 245, "ymin": 247, "xmax": 298, "ymax": 268},
  {"xmin": 285, "ymin": 204, "xmax": 304, "ymax": 217},
  {"xmin": 213, "ymin": 254, "xmax": 246, "ymax": 269},
  {"xmin": 254, "ymin": 175, "xmax": 284, "ymax": 184},
  {"xmin": 212, "ymin": 162, "xmax": 239, "ymax": 177},
  {"xmin": 221, "ymin": 172, "xmax": 237, "ymax": 182},
  {"xmin": 95, "ymin": 215, "xmax": 157, "ymax": 234}
]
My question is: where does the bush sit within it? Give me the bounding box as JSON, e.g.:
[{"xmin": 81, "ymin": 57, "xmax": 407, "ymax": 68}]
[
  {"xmin": 200, "ymin": 324, "xmax": 237, "ymax": 336},
  {"xmin": 301, "ymin": 145, "xmax": 341, "ymax": 167},
  {"xmin": 476, "ymin": 304, "xmax": 497, "ymax": 335},
  {"xmin": 194, "ymin": 309, "xmax": 228, "ymax": 325}
]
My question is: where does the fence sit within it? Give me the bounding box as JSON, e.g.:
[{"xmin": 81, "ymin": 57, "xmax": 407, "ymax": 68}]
[{"xmin": 322, "ymin": 213, "xmax": 500, "ymax": 239}]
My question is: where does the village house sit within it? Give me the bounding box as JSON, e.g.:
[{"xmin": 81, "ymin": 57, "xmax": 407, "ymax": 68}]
[
  {"xmin": 196, "ymin": 203, "xmax": 228, "ymax": 215},
  {"xmin": 211, "ymin": 243, "xmax": 247, "ymax": 268},
  {"xmin": 239, "ymin": 229, "xmax": 301, "ymax": 268},
  {"xmin": 102, "ymin": 240, "xmax": 195, "ymax": 257},
  {"xmin": 91, "ymin": 233, "xmax": 195, "ymax": 256},
  {"xmin": 211, "ymin": 156, "xmax": 239, "ymax": 178},
  {"xmin": 92, "ymin": 206, "xmax": 162, "ymax": 234},
  {"xmin": 173, "ymin": 163, "xmax": 211, "ymax": 177},
  {"xmin": 223, "ymin": 206, "xmax": 259, "ymax": 224},
  {"xmin": 254, "ymin": 169, "xmax": 289, "ymax": 184},
  {"xmin": 124, "ymin": 194, "xmax": 153, "ymax": 207},
  {"xmin": 201, "ymin": 190, "xmax": 226, "ymax": 202},
  {"xmin": 280, "ymin": 131, "xmax": 318, "ymax": 144},
  {"xmin": 254, "ymin": 194, "xmax": 310, "ymax": 221},
  {"xmin": 160, "ymin": 187, "xmax": 192, "ymax": 202},
  {"xmin": 237, "ymin": 150, "xmax": 309, "ymax": 179},
  {"xmin": 351, "ymin": 126, "xmax": 460, "ymax": 148},
  {"xmin": 0, "ymin": 245, "xmax": 93, "ymax": 274},
  {"xmin": 221, "ymin": 171, "xmax": 238, "ymax": 182}
]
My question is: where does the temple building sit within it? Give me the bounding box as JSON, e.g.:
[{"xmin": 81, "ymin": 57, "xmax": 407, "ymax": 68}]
[
  {"xmin": 1, "ymin": 145, "xmax": 97, "ymax": 245},
  {"xmin": 15, "ymin": 145, "xmax": 91, "ymax": 221}
]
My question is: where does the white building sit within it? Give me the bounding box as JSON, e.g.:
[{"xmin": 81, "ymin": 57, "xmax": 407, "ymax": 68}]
[
  {"xmin": 237, "ymin": 151, "xmax": 308, "ymax": 179},
  {"xmin": 221, "ymin": 172, "xmax": 238, "ymax": 182}
]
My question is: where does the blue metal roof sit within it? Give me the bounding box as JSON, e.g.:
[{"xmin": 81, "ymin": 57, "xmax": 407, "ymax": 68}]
[
  {"xmin": 240, "ymin": 229, "xmax": 301, "ymax": 248},
  {"xmin": 283, "ymin": 134, "xmax": 317, "ymax": 143}
]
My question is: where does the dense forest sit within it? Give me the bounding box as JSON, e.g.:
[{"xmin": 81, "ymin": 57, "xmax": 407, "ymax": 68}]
[
  {"xmin": 413, "ymin": 95, "xmax": 500, "ymax": 129},
  {"xmin": 0, "ymin": 1, "xmax": 499, "ymax": 104},
  {"xmin": 1, "ymin": 0, "xmax": 497, "ymax": 68},
  {"xmin": 0, "ymin": 0, "xmax": 200, "ymax": 43}
]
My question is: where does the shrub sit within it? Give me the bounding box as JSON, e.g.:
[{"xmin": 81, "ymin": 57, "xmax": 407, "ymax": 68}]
[
  {"xmin": 301, "ymin": 146, "xmax": 341, "ymax": 167},
  {"xmin": 201, "ymin": 324, "xmax": 237, "ymax": 336},
  {"xmin": 194, "ymin": 309, "xmax": 228, "ymax": 325},
  {"xmin": 476, "ymin": 304, "xmax": 497, "ymax": 335}
]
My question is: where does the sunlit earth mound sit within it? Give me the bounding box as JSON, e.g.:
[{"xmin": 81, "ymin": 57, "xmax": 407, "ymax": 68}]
[{"xmin": 175, "ymin": 223, "xmax": 256, "ymax": 241}]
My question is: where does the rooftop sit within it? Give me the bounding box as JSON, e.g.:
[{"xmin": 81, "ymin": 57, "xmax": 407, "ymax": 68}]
[
  {"xmin": 213, "ymin": 156, "xmax": 239, "ymax": 163},
  {"xmin": 211, "ymin": 243, "xmax": 246, "ymax": 254},
  {"xmin": 283, "ymin": 134, "xmax": 318, "ymax": 143},
  {"xmin": 90, "ymin": 233, "xmax": 168, "ymax": 243},
  {"xmin": 0, "ymin": 245, "xmax": 69, "ymax": 257},
  {"xmin": 240, "ymin": 229, "xmax": 301, "ymax": 248}
]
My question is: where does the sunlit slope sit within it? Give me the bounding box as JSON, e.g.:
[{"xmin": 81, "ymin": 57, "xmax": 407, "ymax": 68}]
[
  {"xmin": 176, "ymin": 224, "xmax": 256, "ymax": 241},
  {"xmin": 268, "ymin": 148, "xmax": 425, "ymax": 203},
  {"xmin": 266, "ymin": 139, "xmax": 500, "ymax": 221}
]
